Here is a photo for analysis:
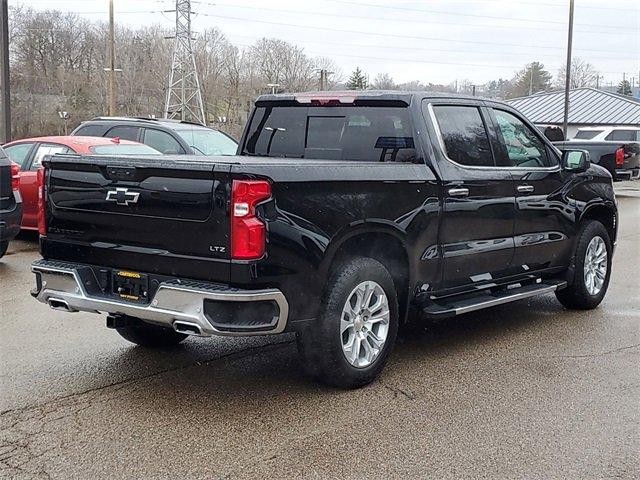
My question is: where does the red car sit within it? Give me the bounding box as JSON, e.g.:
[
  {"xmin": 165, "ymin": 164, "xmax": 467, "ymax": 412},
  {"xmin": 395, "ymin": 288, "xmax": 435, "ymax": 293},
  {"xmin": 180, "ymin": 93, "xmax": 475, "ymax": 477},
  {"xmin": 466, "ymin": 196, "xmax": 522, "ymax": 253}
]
[{"xmin": 2, "ymin": 136, "xmax": 160, "ymax": 230}]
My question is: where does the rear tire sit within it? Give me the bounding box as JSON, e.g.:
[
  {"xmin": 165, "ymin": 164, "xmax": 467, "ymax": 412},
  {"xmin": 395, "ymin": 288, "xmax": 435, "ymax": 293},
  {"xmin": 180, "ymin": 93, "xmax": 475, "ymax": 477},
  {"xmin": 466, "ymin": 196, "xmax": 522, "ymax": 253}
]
[
  {"xmin": 116, "ymin": 322, "xmax": 188, "ymax": 348},
  {"xmin": 0, "ymin": 241, "xmax": 8, "ymax": 259},
  {"xmin": 556, "ymin": 220, "xmax": 612, "ymax": 310},
  {"xmin": 297, "ymin": 257, "xmax": 399, "ymax": 389}
]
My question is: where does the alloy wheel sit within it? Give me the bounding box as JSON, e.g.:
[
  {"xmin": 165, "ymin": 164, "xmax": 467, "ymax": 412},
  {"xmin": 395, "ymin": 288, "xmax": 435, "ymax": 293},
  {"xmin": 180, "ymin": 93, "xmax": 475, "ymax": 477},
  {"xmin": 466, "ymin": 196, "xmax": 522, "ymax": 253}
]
[
  {"xmin": 584, "ymin": 236, "xmax": 607, "ymax": 296},
  {"xmin": 340, "ymin": 280, "xmax": 390, "ymax": 368}
]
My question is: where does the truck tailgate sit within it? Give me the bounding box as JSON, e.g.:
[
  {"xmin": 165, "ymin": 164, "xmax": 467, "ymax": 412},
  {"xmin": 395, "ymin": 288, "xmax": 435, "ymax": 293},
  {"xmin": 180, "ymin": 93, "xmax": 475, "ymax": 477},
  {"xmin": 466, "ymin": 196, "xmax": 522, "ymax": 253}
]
[{"xmin": 42, "ymin": 154, "xmax": 232, "ymax": 281}]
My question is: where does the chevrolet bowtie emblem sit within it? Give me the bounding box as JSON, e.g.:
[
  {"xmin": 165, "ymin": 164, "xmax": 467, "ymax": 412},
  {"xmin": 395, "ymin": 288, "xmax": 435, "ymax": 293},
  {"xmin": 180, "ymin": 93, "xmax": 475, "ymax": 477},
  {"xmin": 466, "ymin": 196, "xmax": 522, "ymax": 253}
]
[{"xmin": 106, "ymin": 187, "xmax": 140, "ymax": 206}]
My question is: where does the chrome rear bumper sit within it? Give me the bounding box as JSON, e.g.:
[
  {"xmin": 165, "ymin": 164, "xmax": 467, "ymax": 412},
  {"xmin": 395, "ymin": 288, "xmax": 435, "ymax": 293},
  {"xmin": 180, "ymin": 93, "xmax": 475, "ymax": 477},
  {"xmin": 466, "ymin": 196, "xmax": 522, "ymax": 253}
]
[
  {"xmin": 31, "ymin": 259, "xmax": 289, "ymax": 337},
  {"xmin": 617, "ymin": 168, "xmax": 640, "ymax": 180}
]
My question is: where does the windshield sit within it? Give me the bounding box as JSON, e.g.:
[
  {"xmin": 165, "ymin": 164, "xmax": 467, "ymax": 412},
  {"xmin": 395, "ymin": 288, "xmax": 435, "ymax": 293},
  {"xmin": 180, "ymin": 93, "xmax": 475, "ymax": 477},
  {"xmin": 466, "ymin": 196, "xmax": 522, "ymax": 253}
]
[
  {"xmin": 90, "ymin": 144, "xmax": 161, "ymax": 155},
  {"xmin": 175, "ymin": 128, "xmax": 238, "ymax": 155}
]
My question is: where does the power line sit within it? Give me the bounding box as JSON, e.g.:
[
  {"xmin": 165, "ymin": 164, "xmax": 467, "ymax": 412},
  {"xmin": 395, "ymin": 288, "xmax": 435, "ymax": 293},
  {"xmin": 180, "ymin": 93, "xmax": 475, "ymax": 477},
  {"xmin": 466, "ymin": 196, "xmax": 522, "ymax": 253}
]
[
  {"xmin": 223, "ymin": 32, "xmax": 630, "ymax": 61},
  {"xmin": 208, "ymin": 2, "xmax": 637, "ymax": 35},
  {"xmin": 322, "ymin": 0, "xmax": 631, "ymax": 28},
  {"xmin": 344, "ymin": 0, "xmax": 640, "ymax": 13},
  {"xmin": 195, "ymin": 13, "xmax": 632, "ymax": 55},
  {"xmin": 229, "ymin": 40, "xmax": 630, "ymax": 76},
  {"xmin": 67, "ymin": 10, "xmax": 166, "ymax": 14}
]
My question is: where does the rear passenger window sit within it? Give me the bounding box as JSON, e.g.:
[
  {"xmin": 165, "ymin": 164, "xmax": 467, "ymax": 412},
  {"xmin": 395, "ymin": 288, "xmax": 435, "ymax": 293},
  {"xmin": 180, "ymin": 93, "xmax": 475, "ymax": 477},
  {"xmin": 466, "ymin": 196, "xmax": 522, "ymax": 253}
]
[
  {"xmin": 74, "ymin": 124, "xmax": 107, "ymax": 137},
  {"xmin": 31, "ymin": 144, "xmax": 72, "ymax": 170},
  {"xmin": 574, "ymin": 130, "xmax": 603, "ymax": 140},
  {"xmin": 4, "ymin": 143, "xmax": 34, "ymax": 168},
  {"xmin": 106, "ymin": 126, "xmax": 140, "ymax": 142},
  {"xmin": 605, "ymin": 130, "xmax": 637, "ymax": 142},
  {"xmin": 432, "ymin": 105, "xmax": 494, "ymax": 167},
  {"xmin": 144, "ymin": 129, "xmax": 184, "ymax": 154}
]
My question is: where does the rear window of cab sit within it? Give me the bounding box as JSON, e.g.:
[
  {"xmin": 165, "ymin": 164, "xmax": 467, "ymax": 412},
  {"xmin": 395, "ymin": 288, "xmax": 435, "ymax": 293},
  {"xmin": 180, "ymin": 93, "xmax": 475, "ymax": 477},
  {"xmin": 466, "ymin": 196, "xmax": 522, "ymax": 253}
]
[{"xmin": 242, "ymin": 106, "xmax": 417, "ymax": 163}]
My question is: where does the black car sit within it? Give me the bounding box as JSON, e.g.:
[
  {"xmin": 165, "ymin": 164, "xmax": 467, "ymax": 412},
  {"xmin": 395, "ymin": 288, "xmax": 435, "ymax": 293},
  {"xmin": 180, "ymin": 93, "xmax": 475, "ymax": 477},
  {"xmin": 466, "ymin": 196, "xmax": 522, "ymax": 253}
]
[
  {"xmin": 0, "ymin": 146, "xmax": 22, "ymax": 259},
  {"xmin": 32, "ymin": 92, "xmax": 617, "ymax": 388},
  {"xmin": 71, "ymin": 117, "xmax": 238, "ymax": 156}
]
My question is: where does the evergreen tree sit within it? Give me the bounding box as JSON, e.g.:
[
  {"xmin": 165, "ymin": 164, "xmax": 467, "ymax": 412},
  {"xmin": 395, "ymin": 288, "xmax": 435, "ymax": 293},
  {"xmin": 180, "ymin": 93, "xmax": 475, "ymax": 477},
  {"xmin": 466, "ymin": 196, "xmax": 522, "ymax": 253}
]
[
  {"xmin": 508, "ymin": 62, "xmax": 553, "ymax": 98},
  {"xmin": 617, "ymin": 79, "xmax": 632, "ymax": 96},
  {"xmin": 346, "ymin": 67, "xmax": 368, "ymax": 90}
]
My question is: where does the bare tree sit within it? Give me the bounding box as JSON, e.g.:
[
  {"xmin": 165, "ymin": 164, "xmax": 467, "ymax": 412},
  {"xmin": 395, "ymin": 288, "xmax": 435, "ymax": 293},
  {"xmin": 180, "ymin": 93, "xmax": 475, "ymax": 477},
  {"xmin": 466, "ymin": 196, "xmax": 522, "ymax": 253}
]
[
  {"xmin": 372, "ymin": 72, "xmax": 395, "ymax": 90},
  {"xmin": 556, "ymin": 57, "xmax": 599, "ymax": 89}
]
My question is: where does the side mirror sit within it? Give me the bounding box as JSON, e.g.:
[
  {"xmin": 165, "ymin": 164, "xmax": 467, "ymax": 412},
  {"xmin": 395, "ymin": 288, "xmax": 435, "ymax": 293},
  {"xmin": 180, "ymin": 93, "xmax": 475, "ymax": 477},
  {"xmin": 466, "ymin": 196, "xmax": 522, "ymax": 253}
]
[{"xmin": 562, "ymin": 150, "xmax": 590, "ymax": 172}]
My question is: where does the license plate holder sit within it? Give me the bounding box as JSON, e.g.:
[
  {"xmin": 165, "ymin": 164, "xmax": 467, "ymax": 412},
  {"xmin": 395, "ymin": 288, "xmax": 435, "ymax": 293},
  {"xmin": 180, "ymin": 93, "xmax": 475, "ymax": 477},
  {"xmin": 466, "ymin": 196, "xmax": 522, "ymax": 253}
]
[{"xmin": 112, "ymin": 270, "xmax": 149, "ymax": 302}]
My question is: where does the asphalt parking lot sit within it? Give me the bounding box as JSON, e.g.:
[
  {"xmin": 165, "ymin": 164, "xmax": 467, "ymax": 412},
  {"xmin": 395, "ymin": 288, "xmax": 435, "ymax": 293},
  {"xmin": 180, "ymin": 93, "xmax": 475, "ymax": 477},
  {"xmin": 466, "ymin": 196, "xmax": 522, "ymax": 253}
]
[{"xmin": 1, "ymin": 183, "xmax": 639, "ymax": 479}]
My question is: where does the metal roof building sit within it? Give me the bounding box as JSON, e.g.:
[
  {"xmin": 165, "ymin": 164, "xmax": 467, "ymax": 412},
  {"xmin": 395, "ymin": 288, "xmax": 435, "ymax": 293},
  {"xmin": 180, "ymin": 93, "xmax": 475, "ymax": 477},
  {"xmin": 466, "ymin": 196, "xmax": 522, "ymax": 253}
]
[{"xmin": 507, "ymin": 88, "xmax": 640, "ymax": 138}]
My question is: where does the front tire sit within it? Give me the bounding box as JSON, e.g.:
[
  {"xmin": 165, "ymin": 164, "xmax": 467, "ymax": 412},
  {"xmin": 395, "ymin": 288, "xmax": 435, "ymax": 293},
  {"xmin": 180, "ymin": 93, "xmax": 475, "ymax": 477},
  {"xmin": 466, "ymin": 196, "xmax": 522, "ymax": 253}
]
[
  {"xmin": 0, "ymin": 241, "xmax": 8, "ymax": 259},
  {"xmin": 556, "ymin": 220, "xmax": 612, "ymax": 310},
  {"xmin": 297, "ymin": 257, "xmax": 399, "ymax": 389},
  {"xmin": 116, "ymin": 322, "xmax": 188, "ymax": 348}
]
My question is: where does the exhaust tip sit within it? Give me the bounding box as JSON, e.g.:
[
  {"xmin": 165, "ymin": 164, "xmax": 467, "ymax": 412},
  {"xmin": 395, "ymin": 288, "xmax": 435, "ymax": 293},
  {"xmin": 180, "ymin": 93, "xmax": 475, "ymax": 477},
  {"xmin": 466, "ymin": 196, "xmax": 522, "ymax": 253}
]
[
  {"xmin": 48, "ymin": 298, "xmax": 77, "ymax": 312},
  {"xmin": 173, "ymin": 321, "xmax": 204, "ymax": 336}
]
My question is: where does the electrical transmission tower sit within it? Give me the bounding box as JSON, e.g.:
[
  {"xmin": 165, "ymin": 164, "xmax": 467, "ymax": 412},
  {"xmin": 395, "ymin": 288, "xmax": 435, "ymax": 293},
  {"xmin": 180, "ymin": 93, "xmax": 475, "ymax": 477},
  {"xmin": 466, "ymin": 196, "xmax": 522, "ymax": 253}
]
[{"xmin": 164, "ymin": 0, "xmax": 205, "ymax": 124}]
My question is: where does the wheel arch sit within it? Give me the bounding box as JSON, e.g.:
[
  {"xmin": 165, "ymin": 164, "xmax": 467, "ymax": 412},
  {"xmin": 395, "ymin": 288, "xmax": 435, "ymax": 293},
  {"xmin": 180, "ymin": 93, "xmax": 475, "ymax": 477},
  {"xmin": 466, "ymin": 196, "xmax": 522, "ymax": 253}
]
[
  {"xmin": 579, "ymin": 202, "xmax": 617, "ymax": 246},
  {"xmin": 321, "ymin": 222, "xmax": 412, "ymax": 324}
]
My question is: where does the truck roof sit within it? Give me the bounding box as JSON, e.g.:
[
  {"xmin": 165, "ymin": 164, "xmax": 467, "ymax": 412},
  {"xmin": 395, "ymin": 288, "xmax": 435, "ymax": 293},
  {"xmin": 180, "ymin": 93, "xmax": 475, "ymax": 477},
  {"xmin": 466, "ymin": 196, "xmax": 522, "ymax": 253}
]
[{"xmin": 256, "ymin": 90, "xmax": 492, "ymax": 106}]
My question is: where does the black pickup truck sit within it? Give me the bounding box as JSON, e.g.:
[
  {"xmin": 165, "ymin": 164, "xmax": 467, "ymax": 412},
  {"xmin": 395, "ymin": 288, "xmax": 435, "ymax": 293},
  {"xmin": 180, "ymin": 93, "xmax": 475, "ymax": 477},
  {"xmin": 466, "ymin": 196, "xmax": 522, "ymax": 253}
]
[
  {"xmin": 553, "ymin": 138, "xmax": 640, "ymax": 181},
  {"xmin": 0, "ymin": 146, "xmax": 22, "ymax": 259},
  {"xmin": 31, "ymin": 91, "xmax": 617, "ymax": 388}
]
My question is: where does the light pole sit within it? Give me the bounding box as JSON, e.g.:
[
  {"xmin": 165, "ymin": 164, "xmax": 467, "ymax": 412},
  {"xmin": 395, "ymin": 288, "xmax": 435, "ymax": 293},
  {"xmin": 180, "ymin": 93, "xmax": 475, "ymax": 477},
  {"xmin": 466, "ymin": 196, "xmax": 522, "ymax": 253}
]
[
  {"xmin": 0, "ymin": 0, "xmax": 10, "ymax": 143},
  {"xmin": 266, "ymin": 83, "xmax": 281, "ymax": 94},
  {"xmin": 562, "ymin": 0, "xmax": 575, "ymax": 140},
  {"xmin": 105, "ymin": 0, "xmax": 120, "ymax": 116},
  {"xmin": 58, "ymin": 111, "xmax": 70, "ymax": 135}
]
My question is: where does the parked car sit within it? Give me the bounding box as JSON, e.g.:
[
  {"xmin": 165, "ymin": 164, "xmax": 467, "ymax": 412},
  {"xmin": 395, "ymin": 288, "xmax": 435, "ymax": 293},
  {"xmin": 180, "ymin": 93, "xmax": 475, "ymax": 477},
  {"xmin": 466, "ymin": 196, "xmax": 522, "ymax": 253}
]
[
  {"xmin": 31, "ymin": 92, "xmax": 617, "ymax": 388},
  {"xmin": 0, "ymin": 146, "xmax": 22, "ymax": 259},
  {"xmin": 2, "ymin": 136, "xmax": 160, "ymax": 230},
  {"xmin": 554, "ymin": 126, "xmax": 640, "ymax": 180},
  {"xmin": 71, "ymin": 117, "xmax": 238, "ymax": 156},
  {"xmin": 571, "ymin": 126, "xmax": 640, "ymax": 142}
]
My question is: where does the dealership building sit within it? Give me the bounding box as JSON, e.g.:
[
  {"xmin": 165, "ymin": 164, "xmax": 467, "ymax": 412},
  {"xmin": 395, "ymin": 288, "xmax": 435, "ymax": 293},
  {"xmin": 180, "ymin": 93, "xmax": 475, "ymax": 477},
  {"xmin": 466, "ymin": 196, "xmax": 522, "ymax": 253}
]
[{"xmin": 508, "ymin": 87, "xmax": 640, "ymax": 139}]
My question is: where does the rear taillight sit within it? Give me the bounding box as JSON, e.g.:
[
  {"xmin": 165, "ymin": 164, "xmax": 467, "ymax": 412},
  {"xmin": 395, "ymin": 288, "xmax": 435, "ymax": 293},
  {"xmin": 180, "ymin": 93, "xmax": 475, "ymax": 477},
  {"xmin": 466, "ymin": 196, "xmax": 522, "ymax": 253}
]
[
  {"xmin": 231, "ymin": 180, "xmax": 271, "ymax": 260},
  {"xmin": 37, "ymin": 167, "xmax": 46, "ymax": 236},
  {"xmin": 10, "ymin": 162, "xmax": 19, "ymax": 191},
  {"xmin": 615, "ymin": 147, "xmax": 625, "ymax": 166}
]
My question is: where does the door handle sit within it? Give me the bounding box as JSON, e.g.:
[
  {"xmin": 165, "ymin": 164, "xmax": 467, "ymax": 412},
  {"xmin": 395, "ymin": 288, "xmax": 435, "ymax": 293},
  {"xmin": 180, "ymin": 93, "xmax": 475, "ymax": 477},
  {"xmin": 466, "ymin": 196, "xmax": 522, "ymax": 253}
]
[
  {"xmin": 448, "ymin": 187, "xmax": 469, "ymax": 197},
  {"xmin": 517, "ymin": 184, "xmax": 534, "ymax": 193}
]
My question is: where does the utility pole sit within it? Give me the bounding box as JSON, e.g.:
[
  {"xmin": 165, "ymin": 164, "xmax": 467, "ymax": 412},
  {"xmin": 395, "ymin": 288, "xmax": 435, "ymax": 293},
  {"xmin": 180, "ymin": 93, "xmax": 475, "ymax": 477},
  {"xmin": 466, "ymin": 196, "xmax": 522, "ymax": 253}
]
[
  {"xmin": 317, "ymin": 69, "xmax": 333, "ymax": 91},
  {"xmin": 562, "ymin": 0, "xmax": 574, "ymax": 140},
  {"xmin": 529, "ymin": 67, "xmax": 533, "ymax": 95},
  {"xmin": 0, "ymin": 0, "xmax": 10, "ymax": 143},
  {"xmin": 164, "ymin": 0, "xmax": 205, "ymax": 125},
  {"xmin": 108, "ymin": 0, "xmax": 116, "ymax": 116}
]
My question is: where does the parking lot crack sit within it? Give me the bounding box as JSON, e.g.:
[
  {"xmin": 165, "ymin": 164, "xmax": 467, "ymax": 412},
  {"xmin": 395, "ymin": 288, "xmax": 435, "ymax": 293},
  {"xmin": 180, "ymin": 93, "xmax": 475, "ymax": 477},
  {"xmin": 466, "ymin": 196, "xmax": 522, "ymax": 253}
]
[
  {"xmin": 381, "ymin": 382, "xmax": 416, "ymax": 400},
  {"xmin": 549, "ymin": 343, "xmax": 640, "ymax": 359},
  {"xmin": 0, "ymin": 339, "xmax": 295, "ymax": 418}
]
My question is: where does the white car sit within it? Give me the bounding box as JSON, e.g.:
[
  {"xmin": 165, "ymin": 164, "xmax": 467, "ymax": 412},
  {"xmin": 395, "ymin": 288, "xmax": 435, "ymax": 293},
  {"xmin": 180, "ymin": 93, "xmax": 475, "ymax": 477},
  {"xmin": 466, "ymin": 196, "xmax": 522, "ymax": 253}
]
[{"xmin": 572, "ymin": 126, "xmax": 640, "ymax": 142}]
